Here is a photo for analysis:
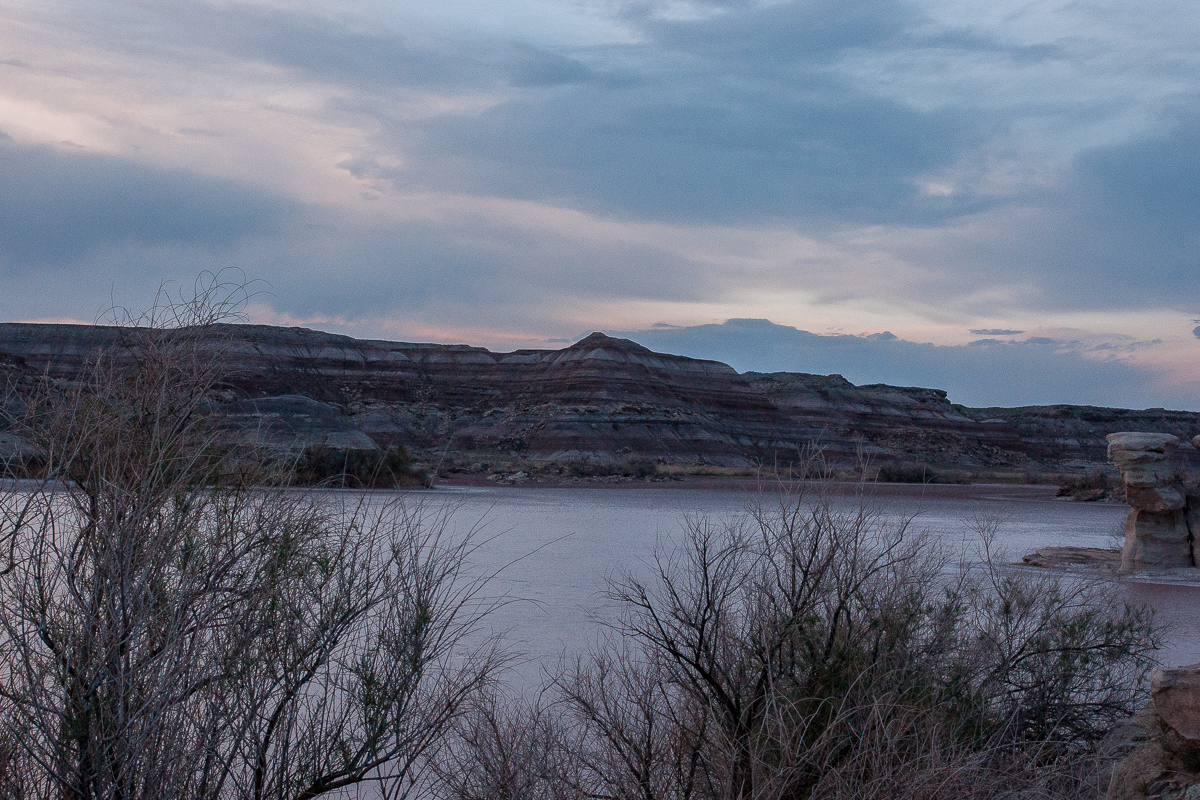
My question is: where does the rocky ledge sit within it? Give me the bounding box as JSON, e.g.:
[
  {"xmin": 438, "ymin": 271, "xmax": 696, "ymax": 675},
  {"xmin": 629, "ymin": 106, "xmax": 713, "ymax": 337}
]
[
  {"xmin": 2, "ymin": 323, "xmax": 1199, "ymax": 479},
  {"xmin": 1108, "ymin": 663, "xmax": 1200, "ymax": 800},
  {"xmin": 1021, "ymin": 546, "xmax": 1123, "ymax": 572},
  {"xmin": 1021, "ymin": 432, "xmax": 1200, "ymax": 576}
]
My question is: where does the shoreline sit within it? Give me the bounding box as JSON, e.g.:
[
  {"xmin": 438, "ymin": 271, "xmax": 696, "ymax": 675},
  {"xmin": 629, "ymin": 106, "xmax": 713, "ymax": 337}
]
[{"xmin": 433, "ymin": 473, "xmax": 1071, "ymax": 501}]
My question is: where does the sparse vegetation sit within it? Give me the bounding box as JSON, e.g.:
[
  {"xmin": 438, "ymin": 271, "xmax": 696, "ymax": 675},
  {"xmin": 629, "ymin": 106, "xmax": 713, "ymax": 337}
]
[
  {"xmin": 0, "ymin": 280, "xmax": 1164, "ymax": 800},
  {"xmin": 1058, "ymin": 470, "xmax": 1124, "ymax": 502},
  {"xmin": 436, "ymin": 487, "xmax": 1159, "ymax": 800},
  {"xmin": 565, "ymin": 456, "xmax": 660, "ymax": 479},
  {"xmin": 873, "ymin": 461, "xmax": 972, "ymax": 484},
  {"xmin": 0, "ymin": 279, "xmax": 500, "ymax": 800},
  {"xmin": 292, "ymin": 443, "xmax": 431, "ymax": 488}
]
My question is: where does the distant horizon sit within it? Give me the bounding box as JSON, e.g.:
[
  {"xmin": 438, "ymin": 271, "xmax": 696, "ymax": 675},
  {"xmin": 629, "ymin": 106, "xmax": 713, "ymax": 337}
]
[
  {"xmin": 2, "ymin": 1, "xmax": 1198, "ymax": 417},
  {"xmin": 6, "ymin": 314, "xmax": 1198, "ymax": 412}
]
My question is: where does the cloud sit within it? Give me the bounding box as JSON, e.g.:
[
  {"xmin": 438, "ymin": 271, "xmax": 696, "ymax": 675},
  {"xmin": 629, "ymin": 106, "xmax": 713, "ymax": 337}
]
[
  {"xmin": 1, "ymin": 0, "xmax": 1198, "ymax": 390},
  {"xmin": 1194, "ymin": 326, "xmax": 1200, "ymax": 339},
  {"xmin": 1012, "ymin": 112, "xmax": 1200, "ymax": 307},
  {"xmin": 877, "ymin": 109, "xmax": 1200, "ymax": 314},
  {"xmin": 57, "ymin": 1, "xmax": 491, "ymax": 92},
  {"xmin": 0, "ymin": 201, "xmax": 731, "ymax": 333},
  {"xmin": 412, "ymin": 83, "xmax": 983, "ymax": 226},
  {"xmin": 608, "ymin": 318, "xmax": 1196, "ymax": 410},
  {"xmin": 390, "ymin": 0, "xmax": 992, "ymax": 228},
  {"xmin": 635, "ymin": 0, "xmax": 910, "ymax": 65},
  {"xmin": 0, "ymin": 139, "xmax": 289, "ymax": 267},
  {"xmin": 506, "ymin": 44, "xmax": 594, "ymax": 87}
]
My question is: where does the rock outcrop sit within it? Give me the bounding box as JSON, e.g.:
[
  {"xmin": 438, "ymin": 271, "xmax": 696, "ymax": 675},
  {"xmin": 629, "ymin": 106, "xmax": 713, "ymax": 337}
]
[
  {"xmin": 1153, "ymin": 664, "xmax": 1200, "ymax": 765},
  {"xmin": 1109, "ymin": 434, "xmax": 1188, "ymax": 512},
  {"xmin": 3, "ymin": 323, "xmax": 1200, "ymax": 478},
  {"xmin": 1020, "ymin": 546, "xmax": 1122, "ymax": 572},
  {"xmin": 219, "ymin": 395, "xmax": 381, "ymax": 452},
  {"xmin": 1107, "ymin": 433, "xmax": 1198, "ymax": 572},
  {"xmin": 1108, "ymin": 664, "xmax": 1200, "ymax": 799}
]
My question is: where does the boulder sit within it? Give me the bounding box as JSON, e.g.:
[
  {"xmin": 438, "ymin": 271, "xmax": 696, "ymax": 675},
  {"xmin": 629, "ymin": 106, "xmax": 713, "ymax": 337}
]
[
  {"xmin": 1154, "ymin": 664, "xmax": 1200, "ymax": 743},
  {"xmin": 1104, "ymin": 703, "xmax": 1200, "ymax": 800},
  {"xmin": 1021, "ymin": 546, "xmax": 1122, "ymax": 571},
  {"xmin": 1153, "ymin": 663, "xmax": 1200, "ymax": 769},
  {"xmin": 1107, "ymin": 433, "xmax": 1185, "ymax": 511}
]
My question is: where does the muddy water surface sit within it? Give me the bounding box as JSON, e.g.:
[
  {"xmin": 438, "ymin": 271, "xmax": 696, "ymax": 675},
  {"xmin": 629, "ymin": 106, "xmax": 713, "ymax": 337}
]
[{"xmin": 423, "ymin": 481, "xmax": 1199, "ymax": 677}]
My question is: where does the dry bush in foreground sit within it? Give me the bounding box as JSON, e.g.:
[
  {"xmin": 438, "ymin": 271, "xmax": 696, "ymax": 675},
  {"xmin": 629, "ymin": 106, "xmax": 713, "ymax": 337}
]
[
  {"xmin": 429, "ymin": 688, "xmax": 579, "ymax": 800},
  {"xmin": 438, "ymin": 488, "xmax": 1159, "ymax": 800},
  {"xmin": 0, "ymin": 279, "xmax": 1161, "ymax": 800},
  {"xmin": 0, "ymin": 281, "xmax": 501, "ymax": 800}
]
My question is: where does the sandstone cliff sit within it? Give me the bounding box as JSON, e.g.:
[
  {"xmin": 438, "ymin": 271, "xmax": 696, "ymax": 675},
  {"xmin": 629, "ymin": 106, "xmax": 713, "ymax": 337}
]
[{"xmin": 2, "ymin": 322, "xmax": 1197, "ymax": 478}]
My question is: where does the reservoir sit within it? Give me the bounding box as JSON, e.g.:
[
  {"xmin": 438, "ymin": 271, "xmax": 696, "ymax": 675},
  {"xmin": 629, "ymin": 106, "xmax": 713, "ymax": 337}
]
[{"xmin": 426, "ymin": 480, "xmax": 1200, "ymax": 677}]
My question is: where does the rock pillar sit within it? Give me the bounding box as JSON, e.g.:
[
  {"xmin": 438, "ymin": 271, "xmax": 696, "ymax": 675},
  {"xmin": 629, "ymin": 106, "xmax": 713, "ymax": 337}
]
[
  {"xmin": 1193, "ymin": 436, "xmax": 1200, "ymax": 543},
  {"xmin": 1106, "ymin": 432, "xmax": 1194, "ymax": 572}
]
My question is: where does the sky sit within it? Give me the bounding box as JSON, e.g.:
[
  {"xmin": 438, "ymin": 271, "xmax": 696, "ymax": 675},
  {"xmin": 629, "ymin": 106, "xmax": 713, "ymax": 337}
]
[{"xmin": 0, "ymin": 0, "xmax": 1198, "ymax": 409}]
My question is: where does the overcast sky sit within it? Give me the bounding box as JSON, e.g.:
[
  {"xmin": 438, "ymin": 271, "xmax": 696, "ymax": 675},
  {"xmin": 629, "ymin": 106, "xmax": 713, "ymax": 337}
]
[{"xmin": 1, "ymin": 0, "xmax": 1198, "ymax": 408}]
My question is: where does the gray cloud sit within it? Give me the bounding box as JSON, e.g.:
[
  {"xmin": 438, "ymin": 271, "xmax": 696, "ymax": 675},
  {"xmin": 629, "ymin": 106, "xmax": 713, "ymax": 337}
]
[
  {"xmin": 1046, "ymin": 115, "xmax": 1196, "ymax": 307},
  {"xmin": 1063, "ymin": 114, "xmax": 1200, "ymax": 291},
  {"xmin": 0, "ymin": 203, "xmax": 729, "ymax": 330},
  {"xmin": 3, "ymin": 0, "xmax": 1198, "ymax": 390},
  {"xmin": 34, "ymin": 1, "xmax": 1197, "ymax": 247},
  {"xmin": 909, "ymin": 28, "xmax": 1064, "ymax": 64},
  {"xmin": 253, "ymin": 213, "xmax": 722, "ymax": 321},
  {"xmin": 609, "ymin": 318, "xmax": 1196, "ymax": 410},
  {"xmin": 214, "ymin": 8, "xmax": 486, "ymax": 90},
  {"xmin": 861, "ymin": 110, "xmax": 1200, "ymax": 315},
  {"xmin": 412, "ymin": 81, "xmax": 983, "ymax": 225},
  {"xmin": 381, "ymin": 0, "xmax": 1200, "ymax": 308},
  {"xmin": 255, "ymin": 0, "xmax": 1200, "ymax": 310},
  {"xmin": 85, "ymin": 0, "xmax": 957, "ymax": 227},
  {"xmin": 506, "ymin": 44, "xmax": 594, "ymax": 87},
  {"xmin": 632, "ymin": 0, "xmax": 910, "ymax": 66},
  {"xmin": 50, "ymin": 0, "xmax": 491, "ymax": 91},
  {"xmin": 0, "ymin": 140, "xmax": 289, "ymax": 268},
  {"xmin": 379, "ymin": 0, "xmax": 1000, "ymax": 226}
]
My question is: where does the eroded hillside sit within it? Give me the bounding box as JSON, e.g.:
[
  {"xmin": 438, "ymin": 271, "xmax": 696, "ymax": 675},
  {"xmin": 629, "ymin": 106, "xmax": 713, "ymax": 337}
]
[{"xmin": 2, "ymin": 323, "xmax": 1198, "ymax": 479}]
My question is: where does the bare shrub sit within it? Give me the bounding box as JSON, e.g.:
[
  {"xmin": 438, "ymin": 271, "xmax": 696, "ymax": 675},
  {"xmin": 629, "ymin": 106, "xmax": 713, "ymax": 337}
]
[
  {"xmin": 430, "ymin": 688, "xmax": 578, "ymax": 800},
  {"xmin": 479, "ymin": 485, "xmax": 1158, "ymax": 800},
  {"xmin": 292, "ymin": 444, "xmax": 431, "ymax": 488},
  {"xmin": 565, "ymin": 458, "xmax": 660, "ymax": 480},
  {"xmin": 0, "ymin": 278, "xmax": 1159, "ymax": 800},
  {"xmin": 0, "ymin": 278, "xmax": 501, "ymax": 800},
  {"xmin": 554, "ymin": 637, "xmax": 715, "ymax": 800},
  {"xmin": 1056, "ymin": 471, "xmax": 1121, "ymax": 502}
]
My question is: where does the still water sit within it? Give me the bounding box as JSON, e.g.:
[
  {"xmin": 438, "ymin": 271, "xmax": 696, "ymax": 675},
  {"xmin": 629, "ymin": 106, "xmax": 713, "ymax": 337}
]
[{"xmin": 423, "ymin": 481, "xmax": 1200, "ymax": 676}]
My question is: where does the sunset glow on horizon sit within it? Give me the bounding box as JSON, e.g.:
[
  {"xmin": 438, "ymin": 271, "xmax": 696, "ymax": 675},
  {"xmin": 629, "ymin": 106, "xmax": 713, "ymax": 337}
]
[{"xmin": 2, "ymin": 0, "xmax": 1198, "ymax": 408}]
